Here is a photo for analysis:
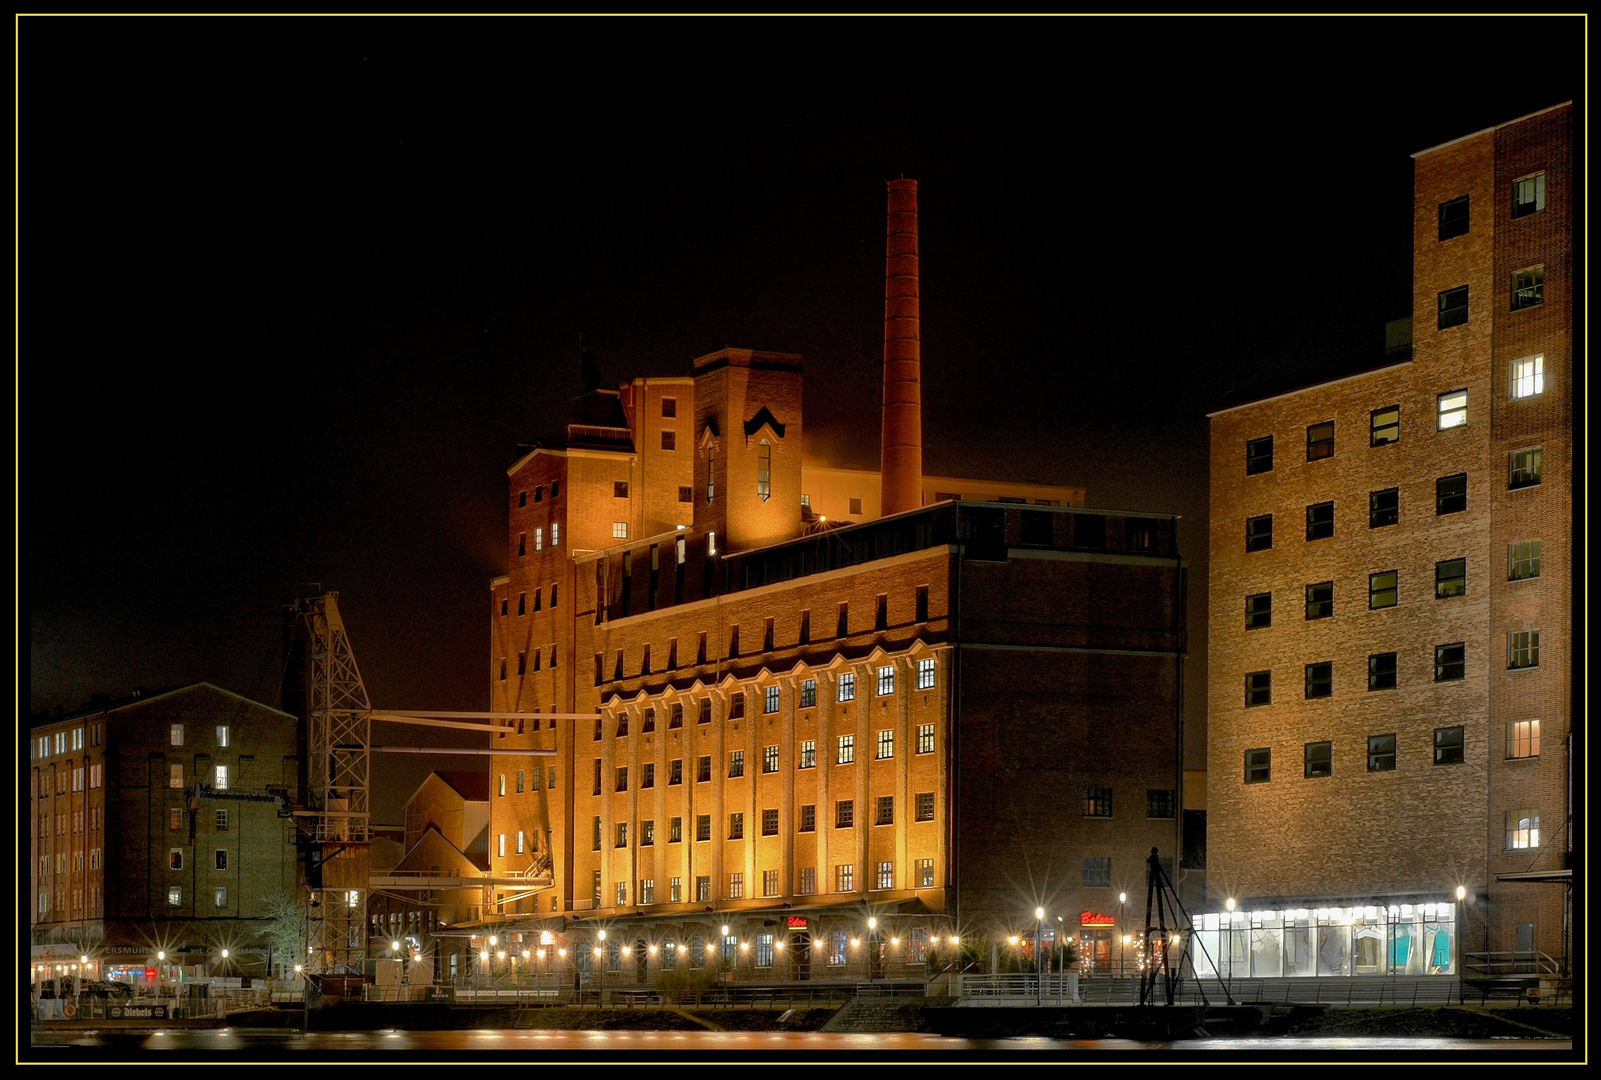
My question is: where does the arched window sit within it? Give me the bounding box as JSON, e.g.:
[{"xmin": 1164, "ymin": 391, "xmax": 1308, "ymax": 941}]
[{"xmin": 757, "ymin": 441, "xmax": 771, "ymax": 501}]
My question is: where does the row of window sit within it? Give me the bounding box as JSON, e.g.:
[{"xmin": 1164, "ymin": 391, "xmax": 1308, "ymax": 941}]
[
  {"xmin": 1436, "ymin": 173, "xmax": 1546, "ymax": 245},
  {"xmin": 517, "ymin": 523, "xmax": 561, "ymax": 556},
  {"xmin": 37, "ymin": 847, "xmax": 103, "ymax": 876},
  {"xmin": 1243, "ymin": 357, "xmax": 1547, "ymax": 475},
  {"xmin": 1081, "ymin": 788, "xmax": 1176, "ymax": 819},
  {"xmin": 585, "ymin": 793, "xmax": 941, "ymax": 852},
  {"xmin": 591, "ymin": 858, "xmax": 940, "ymax": 910},
  {"xmin": 515, "ymin": 480, "xmax": 561, "ymax": 508},
  {"xmin": 503, "ymin": 584, "xmax": 559, "ymax": 617},
  {"xmin": 166, "ymin": 847, "xmax": 233, "ymax": 871},
  {"xmin": 1436, "ymin": 266, "xmax": 1546, "ymax": 329},
  {"xmin": 1246, "ymin": 722, "xmax": 1539, "ymax": 770},
  {"xmin": 32, "ymin": 723, "xmax": 104, "ymax": 760},
  {"xmin": 149, "ymin": 886, "xmax": 232, "ymax": 909},
  {"xmin": 499, "ymin": 645, "xmax": 559, "ymax": 680},
  {"xmin": 1244, "ymin": 633, "xmax": 1539, "ymax": 705},
  {"xmin": 163, "ymin": 763, "xmax": 232, "ymax": 789},
  {"xmin": 36, "ymin": 806, "xmax": 102, "ymax": 840}
]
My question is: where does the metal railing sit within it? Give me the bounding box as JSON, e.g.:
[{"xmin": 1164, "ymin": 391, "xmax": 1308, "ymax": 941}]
[
  {"xmin": 1464, "ymin": 950, "xmax": 1561, "ymax": 977},
  {"xmin": 958, "ymin": 974, "xmax": 1078, "ymax": 1003}
]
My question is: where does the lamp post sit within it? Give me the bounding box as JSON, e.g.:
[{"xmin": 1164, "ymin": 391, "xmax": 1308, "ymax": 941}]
[
  {"xmin": 719, "ymin": 925, "xmax": 729, "ymax": 985},
  {"xmin": 596, "ymin": 928, "xmax": 607, "ymax": 1004},
  {"xmin": 1057, "ymin": 916, "xmax": 1065, "ymax": 1004},
  {"xmin": 1118, "ymin": 892, "xmax": 1127, "ymax": 975},
  {"xmin": 867, "ymin": 917, "xmax": 878, "ymax": 983},
  {"xmin": 1455, "ymin": 885, "xmax": 1466, "ymax": 977},
  {"xmin": 1034, "ymin": 907, "xmax": 1044, "ymax": 1006}
]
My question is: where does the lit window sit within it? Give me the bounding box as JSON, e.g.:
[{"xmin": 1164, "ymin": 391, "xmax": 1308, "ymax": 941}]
[
  {"xmin": 499, "ymin": 833, "xmax": 507, "ymax": 857},
  {"xmin": 640, "ymin": 878, "xmax": 655, "ymax": 904},
  {"xmin": 1246, "ymin": 435, "xmax": 1273, "ymax": 475},
  {"xmin": 1244, "ymin": 747, "xmax": 1270, "ymax": 784},
  {"xmin": 917, "ymin": 723, "xmax": 935, "ymax": 754},
  {"xmin": 215, "ymin": 809, "xmax": 228, "ymax": 831},
  {"xmin": 876, "ymin": 729, "xmax": 894, "ymax": 759},
  {"xmin": 1367, "ymin": 734, "xmax": 1396, "ymax": 773},
  {"xmin": 837, "ymin": 735, "xmax": 854, "ymax": 764},
  {"xmin": 763, "ymin": 745, "xmax": 779, "ymax": 773},
  {"xmin": 800, "ymin": 679, "xmax": 817, "ymax": 708},
  {"xmin": 1434, "ymin": 726, "xmax": 1464, "ymax": 766},
  {"xmin": 1083, "ymin": 787, "xmax": 1112, "ymax": 817},
  {"xmin": 551, "ymin": 522, "xmax": 559, "ymax": 546},
  {"xmin": 1370, "ymin": 405, "xmax": 1400, "ymax": 446},
  {"xmin": 171, "ymin": 724, "xmax": 185, "ymax": 747},
  {"xmin": 877, "ymin": 666, "xmax": 895, "ymax": 696},
  {"xmin": 1509, "ymin": 540, "xmax": 1542, "ymax": 581},
  {"xmin": 168, "ymin": 887, "xmax": 182, "ymax": 907},
  {"xmin": 917, "ymin": 657, "xmax": 936, "ymax": 690},
  {"xmin": 728, "ymin": 751, "xmax": 743, "ymax": 778},
  {"xmin": 1303, "ymin": 741, "xmax": 1332, "ymax": 779},
  {"xmin": 1511, "ymin": 266, "xmax": 1544, "ymax": 311},
  {"xmin": 876, "ymin": 861, "xmax": 894, "ymax": 890},
  {"xmin": 1436, "ymin": 473, "xmax": 1467, "ymax": 515},
  {"xmin": 1508, "ymin": 719, "xmax": 1540, "ymax": 760},
  {"xmin": 1304, "ymin": 661, "xmax": 1332, "ymax": 699},
  {"xmin": 616, "ymin": 822, "xmax": 628, "ymax": 848},
  {"xmin": 1509, "ymin": 447, "xmax": 1542, "ymax": 490},
  {"xmin": 835, "ymin": 864, "xmax": 855, "ymax": 892},
  {"xmin": 216, "ymin": 725, "xmax": 230, "ymax": 748},
  {"xmin": 1244, "ymin": 670, "xmax": 1271, "ymax": 707},
  {"xmin": 613, "ymin": 522, "xmax": 628, "ymax": 539},
  {"xmin": 1506, "ymin": 810, "xmax": 1540, "ymax": 850},
  {"xmin": 170, "ymin": 807, "xmax": 183, "ymax": 830},
  {"xmin": 1369, "ymin": 570, "xmax": 1398, "ymax": 609},
  {"xmin": 641, "ymin": 819, "xmax": 654, "ymax": 846},
  {"xmin": 1305, "ymin": 581, "xmax": 1333, "ymax": 620},
  {"xmin": 757, "ymin": 441, "xmax": 771, "ymax": 501},
  {"xmin": 616, "ymin": 881, "xmax": 628, "ymax": 906},
  {"xmin": 170, "ymin": 849, "xmax": 183, "ymax": 870},
  {"xmin": 1305, "ymin": 501, "xmax": 1333, "ymax": 541},
  {"xmin": 1245, "ymin": 514, "xmax": 1273, "ymax": 552},
  {"xmin": 1368, "ymin": 652, "xmax": 1398, "ymax": 691},
  {"xmin": 1369, "ymin": 488, "xmax": 1398, "ymax": 528},
  {"xmin": 1438, "ymin": 194, "xmax": 1469, "ymax": 239},
  {"xmin": 1508, "ymin": 630, "xmax": 1540, "ymax": 670},
  {"xmin": 498, "ymin": 774, "xmax": 506, "ymax": 797},
  {"xmin": 517, "ymin": 830, "xmax": 525, "ymax": 854},
  {"xmin": 765, "ymin": 686, "xmax": 780, "ymax": 714},
  {"xmin": 1438, "ymin": 389, "xmax": 1467, "ymax": 429},
  {"xmin": 800, "ymin": 740, "xmax": 816, "ymax": 769},
  {"xmin": 1245, "ymin": 592, "xmax": 1271, "ymax": 630},
  {"xmin": 707, "ymin": 445, "xmax": 716, "ymax": 503},
  {"xmin": 1306, "ymin": 421, "xmax": 1334, "ymax": 461},
  {"xmin": 535, "ymin": 527, "xmax": 544, "ymax": 551},
  {"xmin": 214, "ymin": 765, "xmax": 228, "ymax": 790},
  {"xmin": 1438, "ymin": 285, "xmax": 1468, "ymax": 329},
  {"xmin": 1511, "ymin": 172, "xmax": 1545, "ymax": 219},
  {"xmin": 1511, "ymin": 355, "xmax": 1544, "ymax": 399},
  {"xmin": 1434, "ymin": 642, "xmax": 1465, "ymax": 682}
]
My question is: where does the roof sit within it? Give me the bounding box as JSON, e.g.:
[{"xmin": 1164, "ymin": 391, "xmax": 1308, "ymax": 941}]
[
  {"xmin": 1411, "ymin": 101, "xmax": 1572, "ymax": 159},
  {"xmin": 31, "ymin": 681, "xmax": 295, "ymax": 730},
  {"xmin": 432, "ymin": 769, "xmax": 490, "ymax": 802},
  {"xmin": 1206, "ymin": 357, "xmax": 1413, "ymax": 418}
]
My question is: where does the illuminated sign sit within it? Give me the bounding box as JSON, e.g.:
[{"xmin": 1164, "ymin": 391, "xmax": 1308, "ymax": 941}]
[
  {"xmin": 786, "ymin": 916, "xmax": 809, "ymax": 929},
  {"xmin": 1080, "ymin": 911, "xmax": 1115, "ymax": 926}
]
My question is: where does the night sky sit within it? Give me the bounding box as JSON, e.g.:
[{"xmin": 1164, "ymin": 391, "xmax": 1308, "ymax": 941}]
[{"xmin": 22, "ymin": 19, "xmax": 1584, "ymax": 820}]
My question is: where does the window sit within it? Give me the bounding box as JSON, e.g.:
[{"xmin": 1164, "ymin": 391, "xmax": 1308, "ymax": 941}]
[
  {"xmin": 1245, "ymin": 514, "xmax": 1273, "ymax": 552},
  {"xmin": 669, "ymin": 759, "xmax": 683, "ymax": 785},
  {"xmin": 800, "ymin": 679, "xmax": 817, "ymax": 708},
  {"xmin": 661, "ymin": 430, "xmax": 675, "ymax": 450},
  {"xmin": 677, "ymin": 484, "xmax": 693, "ymax": 503},
  {"xmin": 707, "ymin": 445, "xmax": 716, "ymax": 503},
  {"xmin": 216, "ymin": 725, "xmax": 230, "ymax": 748},
  {"xmin": 170, "ymin": 849, "xmax": 184, "ymax": 870},
  {"xmin": 1140, "ymin": 788, "xmax": 1175, "ymax": 821},
  {"xmin": 669, "ymin": 702, "xmax": 683, "ymax": 729},
  {"xmin": 1506, "ymin": 810, "xmax": 1540, "ymax": 850},
  {"xmin": 1508, "ymin": 719, "xmax": 1540, "ymax": 760},
  {"xmin": 670, "ymin": 817, "xmax": 682, "ymax": 843},
  {"xmin": 1511, "ymin": 355, "xmax": 1544, "ymax": 399},
  {"xmin": 917, "ymin": 859, "xmax": 935, "ymax": 888},
  {"xmin": 1436, "ymin": 473, "xmax": 1467, "ymax": 515},
  {"xmin": 696, "ymin": 814, "xmax": 711, "ymax": 842},
  {"xmin": 591, "ymin": 817, "xmax": 601, "ymax": 851},
  {"xmin": 835, "ymin": 800, "xmax": 854, "ymax": 828},
  {"xmin": 757, "ymin": 440, "xmax": 771, "ymax": 501},
  {"xmin": 611, "ymin": 480, "xmax": 629, "ymax": 499},
  {"xmin": 1511, "ymin": 266, "xmax": 1544, "ymax": 311},
  {"xmin": 916, "ymin": 791, "xmax": 935, "ymax": 821},
  {"xmin": 669, "ymin": 877, "xmax": 681, "ymax": 902},
  {"xmin": 837, "ymin": 735, "xmax": 854, "ymax": 764},
  {"xmin": 516, "ymin": 770, "xmax": 525, "ymax": 793},
  {"xmin": 551, "ymin": 523, "xmax": 559, "ymax": 547},
  {"xmin": 1512, "ymin": 172, "xmax": 1545, "ymax": 218},
  {"xmin": 1438, "ymin": 389, "xmax": 1467, "ymax": 430},
  {"xmin": 612, "ymin": 521, "xmax": 628, "ymax": 539},
  {"xmin": 836, "ymin": 864, "xmax": 855, "ymax": 892},
  {"xmin": 763, "ymin": 745, "xmax": 779, "ymax": 773},
  {"xmin": 1509, "ymin": 540, "xmax": 1542, "ymax": 581},
  {"xmin": 213, "ymin": 764, "xmax": 228, "ymax": 790},
  {"xmin": 1244, "ymin": 747, "xmax": 1271, "ymax": 784},
  {"xmin": 642, "ymin": 762, "xmax": 655, "ymax": 789},
  {"xmin": 168, "ymin": 887, "xmax": 181, "ymax": 908},
  {"xmin": 210, "ymin": 847, "xmax": 228, "ymax": 871},
  {"xmin": 1438, "ymin": 285, "xmax": 1468, "ymax": 329},
  {"xmin": 698, "ymin": 699, "xmax": 711, "ymax": 725},
  {"xmin": 1245, "ymin": 670, "xmax": 1271, "ymax": 707},
  {"xmin": 1434, "ymin": 558, "xmax": 1467, "ymax": 599},
  {"xmin": 800, "ymin": 740, "xmax": 816, "ymax": 769},
  {"xmin": 1307, "ymin": 421, "xmax": 1334, "ymax": 460},
  {"xmin": 170, "ymin": 807, "xmax": 183, "ymax": 830},
  {"xmin": 762, "ymin": 808, "xmax": 779, "ymax": 836},
  {"xmin": 1305, "ymin": 501, "xmax": 1333, "ymax": 541},
  {"xmin": 171, "ymin": 724, "xmax": 184, "ymax": 747},
  {"xmin": 1508, "ymin": 630, "xmax": 1540, "ymax": 670},
  {"xmin": 1367, "ymin": 652, "xmax": 1398, "ymax": 691},
  {"xmin": 876, "ymin": 861, "xmax": 894, "ymax": 890},
  {"xmin": 1434, "ymin": 726, "xmax": 1465, "ymax": 766},
  {"xmin": 799, "ymin": 866, "xmax": 816, "ymax": 895},
  {"xmin": 535, "ymin": 528, "xmax": 544, "ymax": 551},
  {"xmin": 697, "ymin": 755, "xmax": 711, "ymax": 782},
  {"xmin": 1369, "ymin": 570, "xmax": 1398, "ymax": 609},
  {"xmin": 215, "ymin": 809, "xmax": 228, "ymax": 831},
  {"xmin": 1509, "ymin": 447, "xmax": 1542, "ymax": 490},
  {"xmin": 876, "ymin": 796, "xmax": 894, "ymax": 825},
  {"xmin": 662, "ymin": 396, "xmax": 676, "ymax": 418},
  {"xmin": 1438, "ymin": 194, "xmax": 1469, "ymax": 239},
  {"xmin": 1369, "ymin": 488, "xmax": 1398, "ymax": 528},
  {"xmin": 1245, "ymin": 592, "xmax": 1272, "ymax": 630},
  {"xmin": 499, "ymin": 658, "xmax": 507, "ymax": 681},
  {"xmin": 728, "ymin": 813, "xmax": 743, "ymax": 839},
  {"xmin": 640, "ymin": 878, "xmax": 655, "ymax": 904},
  {"xmin": 1082, "ymin": 857, "xmax": 1111, "ymax": 888},
  {"xmin": 728, "ymin": 751, "xmax": 744, "ymax": 778},
  {"xmin": 1304, "ymin": 581, "xmax": 1333, "ymax": 620},
  {"xmin": 1304, "ymin": 661, "xmax": 1333, "ymax": 699},
  {"xmin": 871, "ymin": 665, "xmax": 894, "ymax": 697},
  {"xmin": 1246, "ymin": 435, "xmax": 1274, "ymax": 475},
  {"xmin": 876, "ymin": 729, "xmax": 894, "ymax": 759},
  {"xmin": 917, "ymin": 723, "xmax": 935, "ymax": 754},
  {"xmin": 838, "ymin": 672, "xmax": 855, "ymax": 701},
  {"xmin": 799, "ymin": 804, "xmax": 816, "ymax": 831},
  {"xmin": 765, "ymin": 686, "xmax": 780, "ymax": 714},
  {"xmin": 614, "ymin": 880, "xmax": 628, "ymax": 906},
  {"xmin": 696, "ymin": 876, "xmax": 711, "ymax": 903},
  {"xmin": 849, "ymin": 497, "xmax": 863, "ymax": 515},
  {"xmin": 1303, "ymin": 741, "xmax": 1332, "ymax": 779},
  {"xmin": 1083, "ymin": 786, "xmax": 1113, "ymax": 817},
  {"xmin": 728, "ymin": 690, "xmax": 744, "ymax": 717},
  {"xmin": 1370, "ymin": 405, "xmax": 1400, "ymax": 446},
  {"xmin": 1367, "ymin": 734, "xmax": 1397, "ymax": 772},
  {"xmin": 517, "ymin": 829, "xmax": 526, "ymax": 853}
]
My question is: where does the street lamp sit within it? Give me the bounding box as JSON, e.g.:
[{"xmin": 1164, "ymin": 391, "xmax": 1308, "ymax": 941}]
[
  {"xmin": 1118, "ymin": 891, "xmax": 1127, "ymax": 975},
  {"xmin": 1034, "ymin": 907, "xmax": 1045, "ymax": 1006},
  {"xmin": 867, "ymin": 917, "xmax": 879, "ymax": 982}
]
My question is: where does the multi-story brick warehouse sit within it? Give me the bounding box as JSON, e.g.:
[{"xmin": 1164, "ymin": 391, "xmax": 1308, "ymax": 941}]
[
  {"xmin": 1202, "ymin": 104, "xmax": 1573, "ymax": 981},
  {"xmin": 478, "ymin": 342, "xmax": 1186, "ymax": 982},
  {"xmin": 28, "ymin": 683, "xmax": 301, "ymax": 982}
]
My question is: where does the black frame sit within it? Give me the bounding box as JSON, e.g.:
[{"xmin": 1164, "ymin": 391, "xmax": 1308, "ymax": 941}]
[
  {"xmin": 1434, "ymin": 726, "xmax": 1465, "ymax": 765},
  {"xmin": 1245, "ymin": 592, "xmax": 1272, "ymax": 630},
  {"xmin": 1303, "ymin": 741, "xmax": 1332, "ymax": 779},
  {"xmin": 1304, "ymin": 661, "xmax": 1333, "ymax": 699},
  {"xmin": 1306, "ymin": 501, "xmax": 1334, "ymax": 540},
  {"xmin": 1368, "ymin": 652, "xmax": 1398, "ymax": 691},
  {"xmin": 1438, "ymin": 285, "xmax": 1469, "ymax": 329},
  {"xmin": 1307, "ymin": 421, "xmax": 1335, "ymax": 461},
  {"xmin": 1438, "ymin": 194, "xmax": 1469, "ymax": 240},
  {"xmin": 1367, "ymin": 734, "xmax": 1397, "ymax": 772},
  {"xmin": 1369, "ymin": 488, "xmax": 1399, "ymax": 528},
  {"xmin": 1246, "ymin": 435, "xmax": 1274, "ymax": 475},
  {"xmin": 1246, "ymin": 514, "xmax": 1273, "ymax": 552},
  {"xmin": 1306, "ymin": 581, "xmax": 1334, "ymax": 620},
  {"xmin": 1370, "ymin": 405, "xmax": 1400, "ymax": 446},
  {"xmin": 1244, "ymin": 748, "xmax": 1271, "ymax": 784},
  {"xmin": 1436, "ymin": 473, "xmax": 1468, "ymax": 514},
  {"xmin": 1436, "ymin": 558, "xmax": 1466, "ymax": 598},
  {"xmin": 1434, "ymin": 642, "xmax": 1466, "ymax": 682},
  {"xmin": 1245, "ymin": 670, "xmax": 1271, "ymax": 707}
]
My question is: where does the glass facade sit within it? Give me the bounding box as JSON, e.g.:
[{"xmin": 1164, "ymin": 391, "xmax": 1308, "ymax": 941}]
[{"xmin": 1187, "ymin": 901, "xmax": 1457, "ymax": 977}]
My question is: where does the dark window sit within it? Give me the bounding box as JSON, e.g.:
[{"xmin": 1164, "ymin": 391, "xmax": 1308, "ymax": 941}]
[
  {"xmin": 1509, "ymin": 540, "xmax": 1542, "ymax": 581},
  {"xmin": 534, "ymin": 486, "xmax": 544, "ymax": 503},
  {"xmin": 799, "ymin": 804, "xmax": 816, "ymax": 831},
  {"xmin": 698, "ymin": 699, "xmax": 711, "ymax": 725},
  {"xmin": 1511, "ymin": 172, "xmax": 1545, "ymax": 219},
  {"xmin": 1369, "ymin": 570, "xmax": 1398, "ymax": 609},
  {"xmin": 1304, "ymin": 741, "xmax": 1332, "ymax": 779},
  {"xmin": 1246, "ymin": 436, "xmax": 1274, "ymax": 475},
  {"xmin": 518, "ymin": 490, "xmax": 527, "ymax": 508},
  {"xmin": 1436, "ymin": 473, "xmax": 1467, "ymax": 514},
  {"xmin": 1511, "ymin": 266, "xmax": 1544, "ymax": 311},
  {"xmin": 614, "ymin": 481, "xmax": 629, "ymax": 498},
  {"xmin": 678, "ymin": 485, "xmax": 693, "ymax": 502},
  {"xmin": 876, "ymin": 796, "xmax": 894, "ymax": 825},
  {"xmin": 1436, "ymin": 558, "xmax": 1466, "ymax": 598},
  {"xmin": 727, "ymin": 813, "xmax": 743, "ymax": 840},
  {"xmin": 835, "ymin": 800, "xmax": 854, "ymax": 828},
  {"xmin": 800, "ymin": 679, "xmax": 817, "ymax": 708},
  {"xmin": 1509, "ymin": 447, "xmax": 1542, "ymax": 490},
  {"xmin": 1072, "ymin": 513, "xmax": 1106, "ymax": 549},
  {"xmin": 1304, "ymin": 661, "xmax": 1332, "ymax": 699},
  {"xmin": 1245, "ymin": 670, "xmax": 1271, "ymax": 707},
  {"xmin": 728, "ymin": 692, "xmax": 744, "ymax": 719},
  {"xmin": 1306, "ymin": 581, "xmax": 1333, "ymax": 620},
  {"xmin": 849, "ymin": 497, "xmax": 862, "ymax": 515},
  {"xmin": 661, "ymin": 430, "xmax": 676, "ymax": 450},
  {"xmin": 1367, "ymin": 734, "xmax": 1396, "ymax": 773},
  {"xmin": 1435, "ymin": 642, "xmax": 1466, "ymax": 682},
  {"xmin": 1306, "ymin": 501, "xmax": 1334, "ymax": 540},
  {"xmin": 762, "ymin": 808, "xmax": 779, "ymax": 836},
  {"xmin": 1083, "ymin": 787, "xmax": 1113, "ymax": 817},
  {"xmin": 1019, "ymin": 511, "xmax": 1052, "ymax": 546},
  {"xmin": 696, "ymin": 815, "xmax": 711, "ymax": 841},
  {"xmin": 1082, "ymin": 857, "xmax": 1111, "ymax": 888},
  {"xmin": 1307, "ymin": 421, "xmax": 1334, "ymax": 461},
  {"xmin": 669, "ymin": 759, "xmax": 682, "ymax": 785},
  {"xmin": 662, "ymin": 397, "xmax": 676, "ymax": 418},
  {"xmin": 670, "ymin": 703, "xmax": 683, "ymax": 729},
  {"xmin": 1244, "ymin": 748, "xmax": 1271, "ymax": 784},
  {"xmin": 1434, "ymin": 726, "xmax": 1465, "ymax": 765},
  {"xmin": 641, "ymin": 761, "xmax": 655, "ymax": 787},
  {"xmin": 1245, "ymin": 593, "xmax": 1271, "ymax": 630},
  {"xmin": 1369, "ymin": 488, "xmax": 1399, "ymax": 528},
  {"xmin": 1508, "ymin": 630, "xmax": 1540, "ymax": 670},
  {"xmin": 696, "ymin": 756, "xmax": 711, "ymax": 783},
  {"xmin": 1246, "ymin": 514, "xmax": 1273, "ymax": 552},
  {"xmin": 1368, "ymin": 652, "xmax": 1398, "ymax": 691},
  {"xmin": 1438, "ymin": 286, "xmax": 1468, "ymax": 329},
  {"xmin": 915, "ymin": 792, "xmax": 935, "ymax": 821},
  {"xmin": 1370, "ymin": 405, "xmax": 1400, "ymax": 446},
  {"xmin": 1438, "ymin": 194, "xmax": 1469, "ymax": 240},
  {"xmin": 1146, "ymin": 788, "xmax": 1175, "ymax": 819}
]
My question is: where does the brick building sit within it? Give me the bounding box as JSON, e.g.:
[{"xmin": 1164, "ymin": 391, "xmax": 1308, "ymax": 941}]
[
  {"xmin": 29, "ymin": 683, "xmax": 301, "ymax": 981},
  {"xmin": 1202, "ymin": 104, "xmax": 1573, "ymax": 979}
]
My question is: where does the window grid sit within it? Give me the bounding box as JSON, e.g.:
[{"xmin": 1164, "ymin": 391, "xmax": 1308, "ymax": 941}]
[
  {"xmin": 1083, "ymin": 787, "xmax": 1113, "ymax": 818},
  {"xmin": 1306, "ymin": 581, "xmax": 1333, "ymax": 620},
  {"xmin": 1436, "ymin": 558, "xmax": 1466, "ymax": 598},
  {"xmin": 1369, "ymin": 570, "xmax": 1398, "ymax": 609},
  {"xmin": 1306, "ymin": 421, "xmax": 1334, "ymax": 461},
  {"xmin": 1506, "ymin": 810, "xmax": 1540, "ymax": 850},
  {"xmin": 1508, "ymin": 719, "xmax": 1540, "ymax": 760},
  {"xmin": 1509, "ymin": 447, "xmax": 1542, "ymax": 490},
  {"xmin": 876, "ymin": 729, "xmax": 894, "ymax": 759},
  {"xmin": 1435, "ymin": 642, "xmax": 1465, "ymax": 682},
  {"xmin": 1306, "ymin": 501, "xmax": 1334, "ymax": 541},
  {"xmin": 1370, "ymin": 405, "xmax": 1400, "ymax": 446},
  {"xmin": 877, "ymin": 666, "xmax": 895, "ymax": 696},
  {"xmin": 1511, "ymin": 355, "xmax": 1545, "ymax": 399},
  {"xmin": 1245, "ymin": 671, "xmax": 1271, "ymax": 707},
  {"xmin": 1508, "ymin": 630, "xmax": 1540, "ymax": 670},
  {"xmin": 1304, "ymin": 661, "xmax": 1332, "ymax": 699},
  {"xmin": 917, "ymin": 658, "xmax": 936, "ymax": 690},
  {"xmin": 1367, "ymin": 734, "xmax": 1396, "ymax": 773},
  {"xmin": 1303, "ymin": 741, "xmax": 1332, "ymax": 779},
  {"xmin": 1438, "ymin": 389, "xmax": 1467, "ymax": 429},
  {"xmin": 1434, "ymin": 726, "xmax": 1465, "ymax": 766},
  {"xmin": 1509, "ymin": 540, "xmax": 1542, "ymax": 581},
  {"xmin": 1246, "ymin": 435, "xmax": 1273, "ymax": 475},
  {"xmin": 1436, "ymin": 473, "xmax": 1468, "ymax": 515},
  {"xmin": 837, "ymin": 735, "xmax": 854, "ymax": 764},
  {"xmin": 917, "ymin": 723, "xmax": 935, "ymax": 754}
]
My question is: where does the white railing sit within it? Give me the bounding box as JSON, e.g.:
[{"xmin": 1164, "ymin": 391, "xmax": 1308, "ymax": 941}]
[{"xmin": 958, "ymin": 973, "xmax": 1079, "ymax": 1004}]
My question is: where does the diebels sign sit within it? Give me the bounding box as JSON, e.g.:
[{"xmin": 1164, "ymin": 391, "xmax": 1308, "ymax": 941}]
[
  {"xmin": 1080, "ymin": 912, "xmax": 1116, "ymax": 926},
  {"xmin": 108, "ymin": 1005, "xmax": 168, "ymax": 1019}
]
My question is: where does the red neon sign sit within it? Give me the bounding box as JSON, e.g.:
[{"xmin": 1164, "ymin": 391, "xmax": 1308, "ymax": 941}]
[
  {"xmin": 786, "ymin": 916, "xmax": 809, "ymax": 929},
  {"xmin": 1080, "ymin": 911, "xmax": 1115, "ymax": 926}
]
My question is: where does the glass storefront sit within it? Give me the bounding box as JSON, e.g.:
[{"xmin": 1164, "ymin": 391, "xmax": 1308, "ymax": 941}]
[{"xmin": 1186, "ymin": 901, "xmax": 1457, "ymax": 977}]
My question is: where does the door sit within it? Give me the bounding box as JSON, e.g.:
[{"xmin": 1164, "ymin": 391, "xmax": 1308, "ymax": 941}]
[
  {"xmin": 793, "ymin": 933, "xmax": 811, "ymax": 981},
  {"xmin": 1515, "ymin": 922, "xmax": 1535, "ymax": 973}
]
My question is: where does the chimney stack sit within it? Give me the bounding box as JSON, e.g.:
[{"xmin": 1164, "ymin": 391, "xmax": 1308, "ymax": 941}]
[{"xmin": 880, "ymin": 178, "xmax": 922, "ymax": 517}]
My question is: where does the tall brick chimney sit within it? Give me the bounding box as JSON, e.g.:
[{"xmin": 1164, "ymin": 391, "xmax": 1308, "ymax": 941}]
[{"xmin": 880, "ymin": 178, "xmax": 923, "ymax": 517}]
